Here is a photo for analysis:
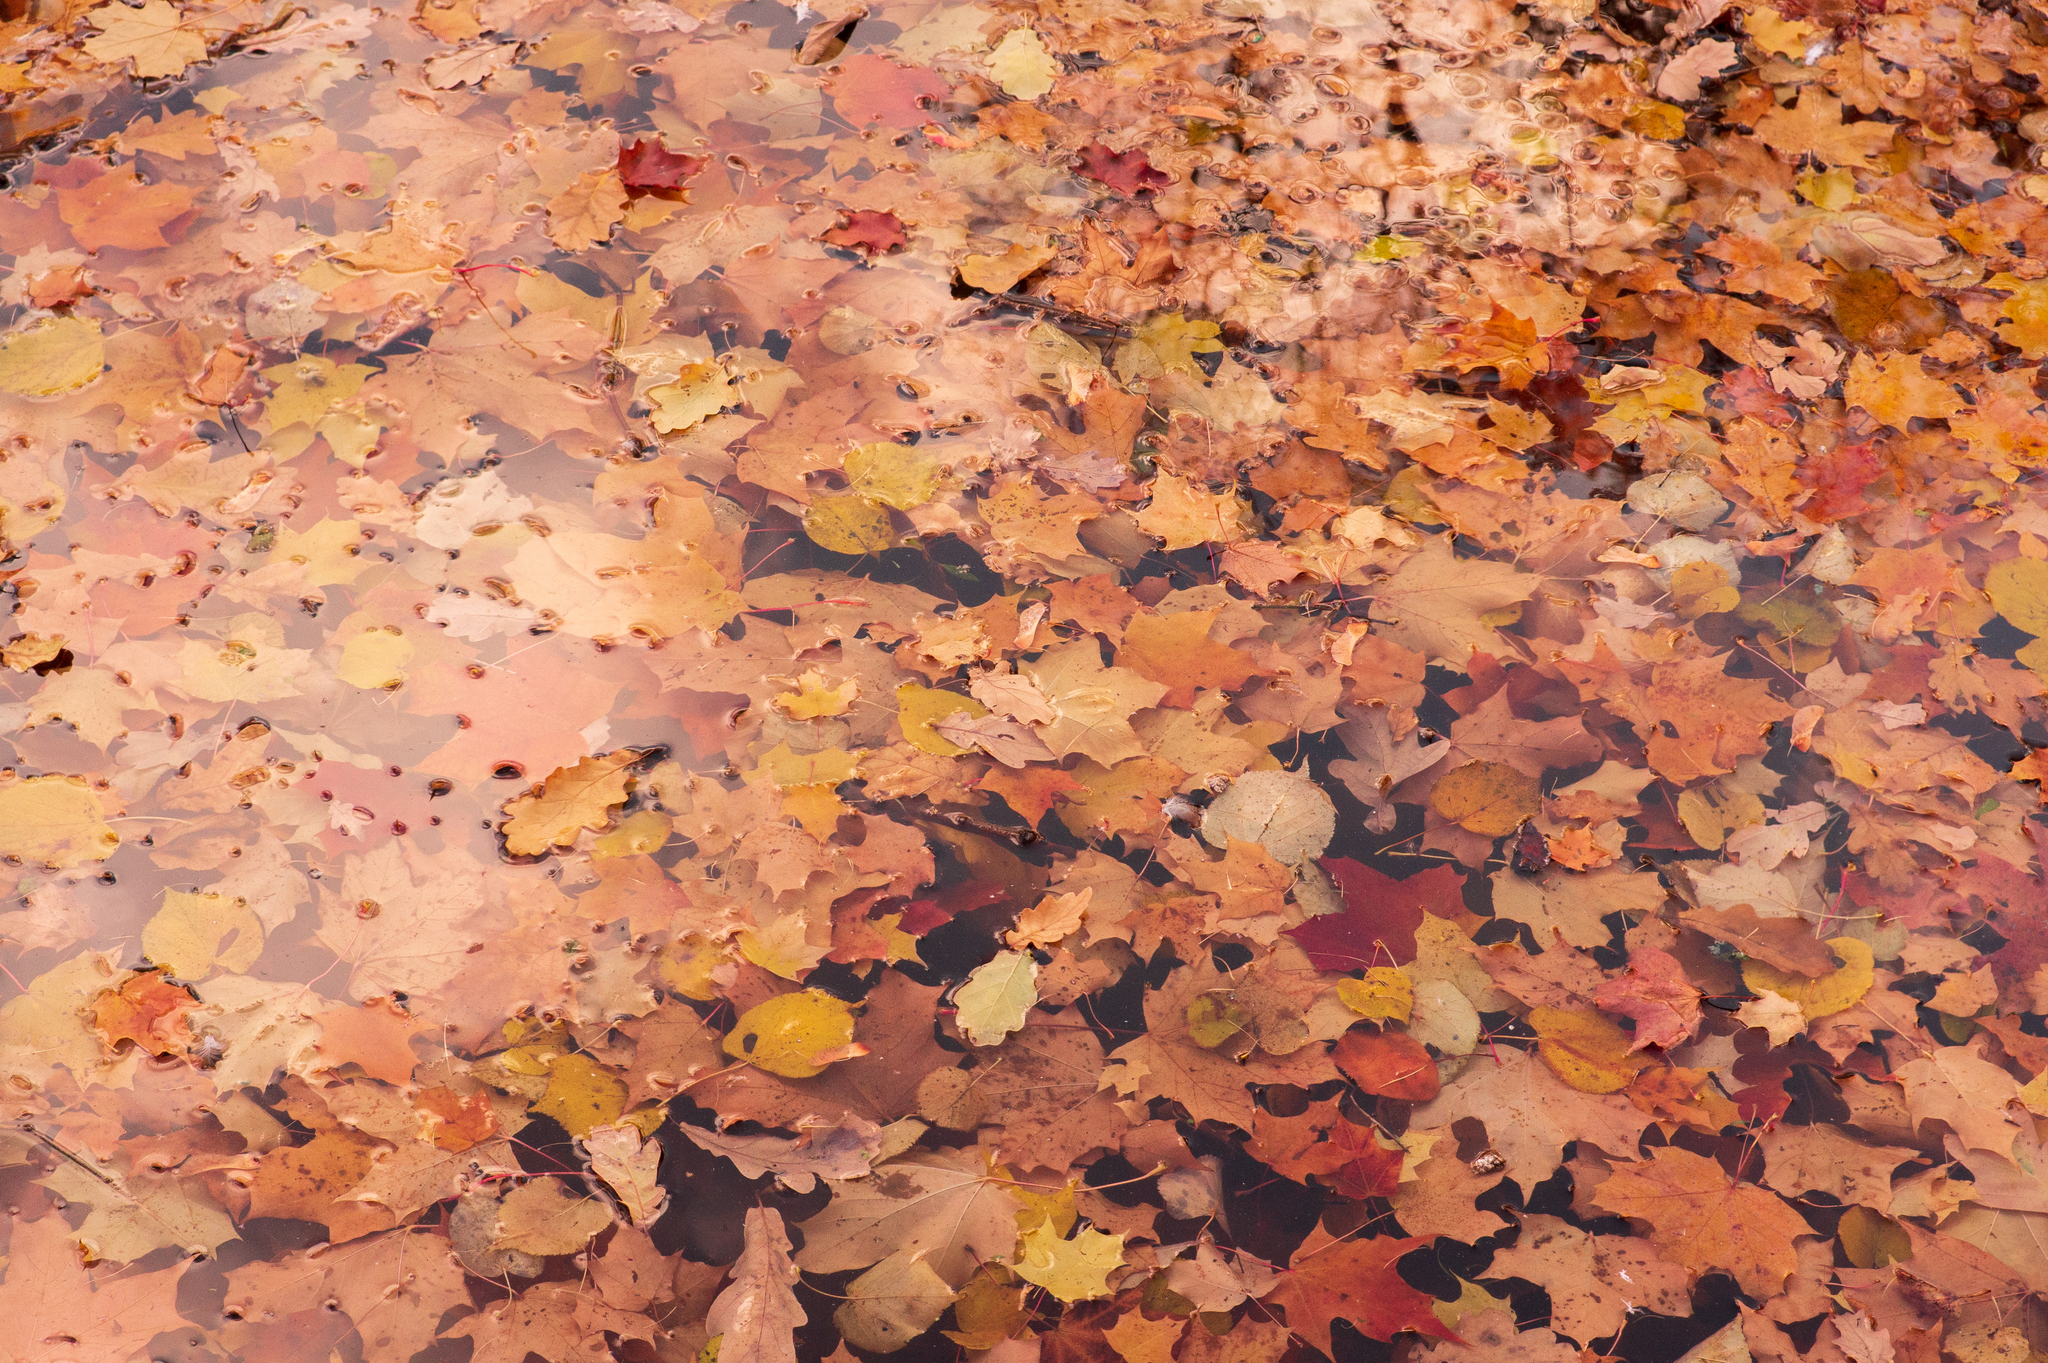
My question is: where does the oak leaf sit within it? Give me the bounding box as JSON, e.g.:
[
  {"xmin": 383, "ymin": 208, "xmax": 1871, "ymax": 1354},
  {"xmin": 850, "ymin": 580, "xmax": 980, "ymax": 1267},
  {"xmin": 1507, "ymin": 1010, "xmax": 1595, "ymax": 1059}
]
[{"xmin": 545, "ymin": 168, "xmax": 629, "ymax": 251}]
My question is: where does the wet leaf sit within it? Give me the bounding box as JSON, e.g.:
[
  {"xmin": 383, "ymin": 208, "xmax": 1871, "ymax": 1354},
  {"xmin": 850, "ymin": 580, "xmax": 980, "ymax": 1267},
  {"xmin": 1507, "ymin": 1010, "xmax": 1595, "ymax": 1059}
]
[
  {"xmin": 724, "ymin": 990, "xmax": 859, "ymax": 1078},
  {"xmin": 1429, "ymin": 761, "xmax": 1541, "ymax": 836},
  {"xmin": 954, "ymin": 950, "xmax": 1038, "ymax": 1047}
]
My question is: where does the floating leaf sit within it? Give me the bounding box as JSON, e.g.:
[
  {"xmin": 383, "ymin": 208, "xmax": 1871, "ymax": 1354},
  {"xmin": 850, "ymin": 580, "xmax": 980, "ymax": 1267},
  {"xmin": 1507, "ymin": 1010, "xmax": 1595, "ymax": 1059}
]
[
  {"xmin": 1428, "ymin": 761, "xmax": 1540, "ymax": 837},
  {"xmin": 805, "ymin": 493, "xmax": 896, "ymax": 554},
  {"xmin": 954, "ymin": 951, "xmax": 1038, "ymax": 1047},
  {"xmin": 724, "ymin": 990, "xmax": 859, "ymax": 1078},
  {"xmin": 1013, "ymin": 1221, "xmax": 1125, "ymax": 1302}
]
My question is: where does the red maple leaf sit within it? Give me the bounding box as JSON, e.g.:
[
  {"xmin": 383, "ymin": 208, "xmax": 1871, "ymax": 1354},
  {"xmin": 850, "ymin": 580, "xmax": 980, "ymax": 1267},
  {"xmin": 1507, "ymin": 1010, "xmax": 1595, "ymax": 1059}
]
[
  {"xmin": 1801, "ymin": 439, "xmax": 1885, "ymax": 522},
  {"xmin": 1716, "ymin": 366, "xmax": 1799, "ymax": 427},
  {"xmin": 617, "ymin": 139, "xmax": 707, "ymax": 191},
  {"xmin": 1591, "ymin": 946, "xmax": 1702, "ymax": 1050},
  {"xmin": 1075, "ymin": 143, "xmax": 1171, "ymax": 194},
  {"xmin": 1285, "ymin": 859, "xmax": 1463, "ymax": 969},
  {"xmin": 1265, "ymin": 1229, "xmax": 1458, "ymax": 1358},
  {"xmin": 822, "ymin": 210, "xmax": 908, "ymax": 256},
  {"xmin": 1954, "ymin": 856, "xmax": 2048, "ymax": 1001}
]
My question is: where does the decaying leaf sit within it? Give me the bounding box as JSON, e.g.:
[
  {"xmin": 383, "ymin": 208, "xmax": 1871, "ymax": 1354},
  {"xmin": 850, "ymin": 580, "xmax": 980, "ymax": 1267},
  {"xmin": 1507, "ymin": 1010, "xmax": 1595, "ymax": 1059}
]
[{"xmin": 17, "ymin": 0, "xmax": 2048, "ymax": 1359}]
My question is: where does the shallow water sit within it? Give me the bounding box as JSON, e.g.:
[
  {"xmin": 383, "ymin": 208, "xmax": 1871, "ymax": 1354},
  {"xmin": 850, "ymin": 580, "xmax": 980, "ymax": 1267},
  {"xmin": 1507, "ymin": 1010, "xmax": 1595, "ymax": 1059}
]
[{"xmin": 2, "ymin": 0, "xmax": 2047, "ymax": 1360}]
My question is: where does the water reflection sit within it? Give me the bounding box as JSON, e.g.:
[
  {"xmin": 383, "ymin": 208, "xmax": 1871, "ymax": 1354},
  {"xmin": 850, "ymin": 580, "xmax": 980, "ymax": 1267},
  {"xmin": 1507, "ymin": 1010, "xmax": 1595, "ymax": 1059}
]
[{"xmin": 0, "ymin": 0, "xmax": 2043, "ymax": 1358}]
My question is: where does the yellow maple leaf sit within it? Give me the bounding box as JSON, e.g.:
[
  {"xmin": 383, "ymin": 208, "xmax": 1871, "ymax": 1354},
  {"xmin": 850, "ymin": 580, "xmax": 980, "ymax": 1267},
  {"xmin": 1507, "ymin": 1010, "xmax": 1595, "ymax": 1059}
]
[
  {"xmin": 1990, "ymin": 273, "xmax": 2048, "ymax": 358},
  {"xmin": 1134, "ymin": 312, "xmax": 1224, "ymax": 375},
  {"xmin": 773, "ymin": 669, "xmax": 860, "ymax": 719},
  {"xmin": 646, "ymin": 360, "xmax": 736, "ymax": 433},
  {"xmin": 0, "ymin": 775, "xmax": 119, "ymax": 869},
  {"xmin": 500, "ymin": 751, "xmax": 637, "ymax": 856},
  {"xmin": 142, "ymin": 891, "xmax": 262, "ymax": 980},
  {"xmin": 1013, "ymin": 1221, "xmax": 1125, "ymax": 1302},
  {"xmin": 84, "ymin": 0, "xmax": 208, "ymax": 78},
  {"xmin": 261, "ymin": 356, "xmax": 373, "ymax": 431},
  {"xmin": 1134, "ymin": 471, "xmax": 1250, "ymax": 551},
  {"xmin": 1843, "ymin": 351, "xmax": 1968, "ymax": 428}
]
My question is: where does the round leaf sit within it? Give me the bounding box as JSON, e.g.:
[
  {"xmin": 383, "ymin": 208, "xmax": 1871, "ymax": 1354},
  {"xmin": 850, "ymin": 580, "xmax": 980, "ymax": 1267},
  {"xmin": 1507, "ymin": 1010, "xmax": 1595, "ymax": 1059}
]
[
  {"xmin": 845, "ymin": 442, "xmax": 941, "ymax": 510},
  {"xmin": 1529, "ymin": 1006, "xmax": 1654, "ymax": 1094},
  {"xmin": 1428, "ymin": 761, "xmax": 1540, "ymax": 836},
  {"xmin": 897, "ymin": 683, "xmax": 988, "ymax": 757},
  {"xmin": 1200, "ymin": 768, "xmax": 1336, "ymax": 865},
  {"xmin": 805, "ymin": 493, "xmax": 895, "ymax": 554},
  {"xmin": 723, "ymin": 990, "xmax": 857, "ymax": 1078}
]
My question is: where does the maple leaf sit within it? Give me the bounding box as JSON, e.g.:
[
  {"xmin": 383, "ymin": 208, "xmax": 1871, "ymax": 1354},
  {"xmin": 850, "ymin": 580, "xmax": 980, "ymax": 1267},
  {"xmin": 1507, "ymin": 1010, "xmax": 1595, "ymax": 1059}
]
[
  {"xmin": 1017, "ymin": 639, "xmax": 1166, "ymax": 765},
  {"xmin": 1287, "ymin": 859, "xmax": 1461, "ymax": 968},
  {"xmin": 961, "ymin": 1020, "xmax": 1130, "ymax": 1168},
  {"xmin": 56, "ymin": 167, "xmax": 196, "ymax": 253},
  {"xmin": 796, "ymin": 1148, "xmax": 1021, "ymax": 1286},
  {"xmin": 311, "ymin": 997, "xmax": 423, "ymax": 1085},
  {"xmin": 1411, "ymin": 1046, "xmax": 1645, "ymax": 1181},
  {"xmin": 1372, "ymin": 540, "xmax": 1539, "ymax": 667},
  {"xmin": 1894, "ymin": 1040, "xmax": 2025, "ymax": 1158},
  {"xmin": 5, "ymin": 1214, "xmax": 193, "ymax": 1363},
  {"xmin": 91, "ymin": 969, "xmax": 197, "ymax": 1055},
  {"xmin": 225, "ymin": 1229, "xmax": 470, "ymax": 1363},
  {"xmin": 0, "ymin": 774, "xmax": 120, "ymax": 868},
  {"xmin": 1102, "ymin": 958, "xmax": 1336, "ymax": 1130},
  {"xmin": 823, "ymin": 210, "xmax": 909, "ymax": 255},
  {"xmin": 1075, "ymin": 143, "xmax": 1172, "ymax": 194},
  {"xmin": 1266, "ymin": 1227, "xmax": 1457, "ymax": 1357},
  {"xmin": 83, "ymin": 0, "xmax": 208, "ymax": 77},
  {"xmin": 1248, "ymin": 1096, "xmax": 1404, "ymax": 1197},
  {"xmin": 1120, "ymin": 608, "xmax": 1261, "ymax": 706},
  {"xmin": 447, "ymin": 1281, "xmax": 655, "ymax": 1363},
  {"xmin": 617, "ymin": 138, "xmax": 707, "ymax": 190},
  {"xmin": 1333, "ymin": 1029, "xmax": 1440, "ymax": 1101},
  {"xmin": 1590, "ymin": 1146, "xmax": 1810, "ymax": 1298},
  {"xmin": 1591, "ymin": 948, "xmax": 1702, "ymax": 1050},
  {"xmin": 0, "ymin": 317, "xmax": 105, "ymax": 398}
]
